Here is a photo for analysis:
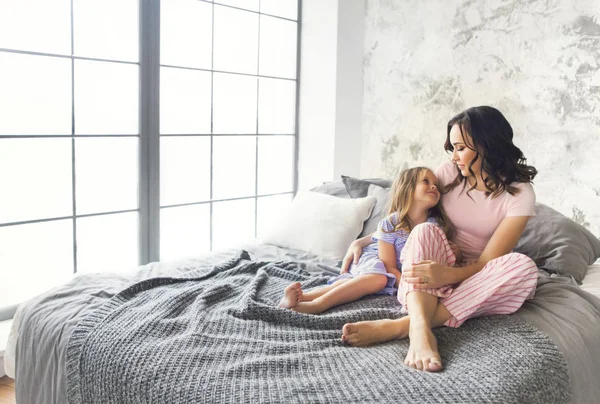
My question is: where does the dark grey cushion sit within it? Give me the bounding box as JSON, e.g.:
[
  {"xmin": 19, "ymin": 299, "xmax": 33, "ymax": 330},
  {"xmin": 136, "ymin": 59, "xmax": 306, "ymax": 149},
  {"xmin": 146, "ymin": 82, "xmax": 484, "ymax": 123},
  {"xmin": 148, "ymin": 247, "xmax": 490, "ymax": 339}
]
[
  {"xmin": 342, "ymin": 175, "xmax": 392, "ymax": 198},
  {"xmin": 514, "ymin": 203, "xmax": 600, "ymax": 283},
  {"xmin": 359, "ymin": 184, "xmax": 391, "ymax": 238},
  {"xmin": 310, "ymin": 180, "xmax": 350, "ymax": 198}
]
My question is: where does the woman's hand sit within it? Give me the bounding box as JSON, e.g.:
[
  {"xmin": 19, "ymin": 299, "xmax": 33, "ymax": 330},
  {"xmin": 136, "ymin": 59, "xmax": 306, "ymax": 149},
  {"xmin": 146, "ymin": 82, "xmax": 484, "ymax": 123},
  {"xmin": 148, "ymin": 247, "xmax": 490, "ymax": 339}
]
[
  {"xmin": 448, "ymin": 240, "xmax": 462, "ymax": 262},
  {"xmin": 340, "ymin": 240, "xmax": 364, "ymax": 274},
  {"xmin": 402, "ymin": 260, "xmax": 451, "ymax": 289}
]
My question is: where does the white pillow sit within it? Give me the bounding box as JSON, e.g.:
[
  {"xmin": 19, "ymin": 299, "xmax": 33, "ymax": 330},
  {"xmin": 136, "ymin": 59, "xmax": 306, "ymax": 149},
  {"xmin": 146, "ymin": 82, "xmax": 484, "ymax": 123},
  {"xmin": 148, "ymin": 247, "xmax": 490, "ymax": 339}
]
[{"xmin": 262, "ymin": 191, "xmax": 376, "ymax": 260}]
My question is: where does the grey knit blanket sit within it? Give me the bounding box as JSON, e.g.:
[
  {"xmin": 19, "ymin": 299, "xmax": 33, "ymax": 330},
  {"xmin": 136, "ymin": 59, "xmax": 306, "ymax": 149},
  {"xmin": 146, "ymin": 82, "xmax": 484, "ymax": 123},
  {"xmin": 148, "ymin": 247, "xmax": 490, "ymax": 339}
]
[{"xmin": 66, "ymin": 251, "xmax": 570, "ymax": 404}]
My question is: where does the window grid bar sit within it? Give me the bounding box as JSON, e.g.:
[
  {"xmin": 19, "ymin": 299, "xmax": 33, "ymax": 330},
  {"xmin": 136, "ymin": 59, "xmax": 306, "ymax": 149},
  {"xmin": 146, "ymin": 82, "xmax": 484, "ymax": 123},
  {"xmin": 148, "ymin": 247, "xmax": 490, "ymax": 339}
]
[
  {"xmin": 207, "ymin": 0, "xmax": 298, "ymax": 23},
  {"xmin": 140, "ymin": 0, "xmax": 161, "ymax": 264},
  {"xmin": 0, "ymin": 134, "xmax": 141, "ymax": 139},
  {"xmin": 160, "ymin": 63, "xmax": 296, "ymax": 82},
  {"xmin": 0, "ymin": 47, "xmax": 139, "ymax": 66},
  {"xmin": 0, "ymin": 208, "xmax": 140, "ymax": 228},
  {"xmin": 70, "ymin": 0, "xmax": 78, "ymax": 274},
  {"xmin": 161, "ymin": 192, "xmax": 294, "ymax": 210},
  {"xmin": 209, "ymin": 1, "xmax": 215, "ymax": 252},
  {"xmin": 293, "ymin": 0, "xmax": 302, "ymax": 195},
  {"xmin": 254, "ymin": 0, "xmax": 261, "ymax": 238}
]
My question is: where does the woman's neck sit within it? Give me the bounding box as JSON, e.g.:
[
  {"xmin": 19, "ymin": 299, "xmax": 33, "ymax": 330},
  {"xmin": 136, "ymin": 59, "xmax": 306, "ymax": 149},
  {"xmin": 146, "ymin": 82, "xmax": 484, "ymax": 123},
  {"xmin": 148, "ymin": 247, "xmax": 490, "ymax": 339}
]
[
  {"xmin": 467, "ymin": 173, "xmax": 488, "ymax": 191},
  {"xmin": 407, "ymin": 205, "xmax": 429, "ymax": 228}
]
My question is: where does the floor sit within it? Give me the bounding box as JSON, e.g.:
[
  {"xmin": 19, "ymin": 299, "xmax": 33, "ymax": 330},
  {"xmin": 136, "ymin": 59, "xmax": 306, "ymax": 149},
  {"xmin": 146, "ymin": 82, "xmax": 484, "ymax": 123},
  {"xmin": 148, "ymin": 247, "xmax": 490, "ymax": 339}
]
[{"xmin": 0, "ymin": 377, "xmax": 15, "ymax": 404}]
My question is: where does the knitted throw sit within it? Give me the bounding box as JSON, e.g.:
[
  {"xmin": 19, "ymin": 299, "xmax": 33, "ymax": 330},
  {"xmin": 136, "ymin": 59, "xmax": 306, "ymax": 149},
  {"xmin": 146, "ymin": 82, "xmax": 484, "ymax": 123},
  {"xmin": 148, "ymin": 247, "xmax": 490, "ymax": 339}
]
[{"xmin": 66, "ymin": 252, "xmax": 570, "ymax": 404}]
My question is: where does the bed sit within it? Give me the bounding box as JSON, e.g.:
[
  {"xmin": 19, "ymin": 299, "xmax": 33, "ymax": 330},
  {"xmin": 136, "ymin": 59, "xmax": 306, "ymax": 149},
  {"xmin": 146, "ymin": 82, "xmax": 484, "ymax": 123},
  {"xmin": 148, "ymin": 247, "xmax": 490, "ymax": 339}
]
[{"xmin": 5, "ymin": 180, "xmax": 600, "ymax": 403}]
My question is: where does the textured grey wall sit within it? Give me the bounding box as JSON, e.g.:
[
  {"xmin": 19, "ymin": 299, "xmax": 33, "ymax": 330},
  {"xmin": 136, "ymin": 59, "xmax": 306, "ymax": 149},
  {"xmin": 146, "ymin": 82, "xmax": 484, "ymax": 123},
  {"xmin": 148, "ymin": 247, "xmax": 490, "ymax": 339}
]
[{"xmin": 361, "ymin": 0, "xmax": 600, "ymax": 237}]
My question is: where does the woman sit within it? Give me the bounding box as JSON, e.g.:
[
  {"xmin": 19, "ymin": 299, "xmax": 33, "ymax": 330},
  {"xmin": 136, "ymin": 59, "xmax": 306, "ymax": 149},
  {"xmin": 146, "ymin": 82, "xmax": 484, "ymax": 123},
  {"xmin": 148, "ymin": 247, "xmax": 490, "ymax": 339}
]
[{"xmin": 340, "ymin": 106, "xmax": 539, "ymax": 372}]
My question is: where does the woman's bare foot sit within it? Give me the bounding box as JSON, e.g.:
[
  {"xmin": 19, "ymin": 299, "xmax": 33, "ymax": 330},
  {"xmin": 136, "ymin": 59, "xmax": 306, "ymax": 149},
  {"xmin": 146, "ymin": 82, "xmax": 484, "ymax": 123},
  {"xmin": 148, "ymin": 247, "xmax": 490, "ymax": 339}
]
[
  {"xmin": 279, "ymin": 282, "xmax": 303, "ymax": 309},
  {"xmin": 341, "ymin": 318, "xmax": 410, "ymax": 347},
  {"xmin": 404, "ymin": 323, "xmax": 443, "ymax": 372}
]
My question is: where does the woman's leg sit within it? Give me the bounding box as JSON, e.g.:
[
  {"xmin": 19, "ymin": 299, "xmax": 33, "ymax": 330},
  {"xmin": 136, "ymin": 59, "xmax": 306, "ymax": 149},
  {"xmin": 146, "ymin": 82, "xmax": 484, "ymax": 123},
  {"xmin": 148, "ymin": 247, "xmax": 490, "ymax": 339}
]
[
  {"xmin": 343, "ymin": 223, "xmax": 455, "ymax": 371},
  {"xmin": 440, "ymin": 252, "xmax": 538, "ymax": 327},
  {"xmin": 343, "ymin": 253, "xmax": 538, "ymax": 345},
  {"xmin": 293, "ymin": 274, "xmax": 388, "ymax": 314}
]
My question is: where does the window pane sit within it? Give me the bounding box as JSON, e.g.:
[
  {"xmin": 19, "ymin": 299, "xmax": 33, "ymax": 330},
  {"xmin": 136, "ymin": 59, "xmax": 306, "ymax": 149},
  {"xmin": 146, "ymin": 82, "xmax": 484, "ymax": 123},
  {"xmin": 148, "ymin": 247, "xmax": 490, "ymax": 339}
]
[
  {"xmin": 257, "ymin": 136, "xmax": 294, "ymax": 195},
  {"xmin": 212, "ymin": 198, "xmax": 255, "ymax": 251},
  {"xmin": 258, "ymin": 78, "xmax": 296, "ymax": 134},
  {"xmin": 256, "ymin": 194, "xmax": 292, "ymax": 240},
  {"xmin": 74, "ymin": 60, "xmax": 139, "ymax": 135},
  {"xmin": 0, "ymin": 220, "xmax": 73, "ymax": 307},
  {"xmin": 161, "ymin": 136, "xmax": 211, "ymax": 206},
  {"xmin": 260, "ymin": 0, "xmax": 298, "ymax": 20},
  {"xmin": 75, "ymin": 138, "xmax": 138, "ymax": 215},
  {"xmin": 77, "ymin": 212, "xmax": 138, "ymax": 273},
  {"xmin": 214, "ymin": 0, "xmax": 259, "ymax": 11},
  {"xmin": 213, "ymin": 73, "xmax": 257, "ymax": 134},
  {"xmin": 259, "ymin": 16, "xmax": 297, "ymax": 79},
  {"xmin": 0, "ymin": 0, "xmax": 71, "ymax": 55},
  {"xmin": 73, "ymin": 0, "xmax": 139, "ymax": 62},
  {"xmin": 0, "ymin": 139, "xmax": 72, "ymax": 224},
  {"xmin": 0, "ymin": 53, "xmax": 71, "ymax": 135},
  {"xmin": 213, "ymin": 5, "xmax": 258, "ymax": 75},
  {"xmin": 160, "ymin": 204, "xmax": 210, "ymax": 261},
  {"xmin": 161, "ymin": 0, "xmax": 212, "ymax": 69},
  {"xmin": 212, "ymin": 136, "xmax": 256, "ymax": 200},
  {"xmin": 160, "ymin": 67, "xmax": 211, "ymax": 134}
]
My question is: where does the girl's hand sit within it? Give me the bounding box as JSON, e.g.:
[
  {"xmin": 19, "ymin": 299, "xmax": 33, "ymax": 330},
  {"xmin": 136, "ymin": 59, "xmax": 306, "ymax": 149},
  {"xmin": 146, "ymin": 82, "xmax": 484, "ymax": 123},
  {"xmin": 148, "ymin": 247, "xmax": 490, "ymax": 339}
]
[
  {"xmin": 340, "ymin": 241, "xmax": 363, "ymax": 274},
  {"xmin": 402, "ymin": 260, "xmax": 450, "ymax": 289},
  {"xmin": 448, "ymin": 240, "xmax": 462, "ymax": 262}
]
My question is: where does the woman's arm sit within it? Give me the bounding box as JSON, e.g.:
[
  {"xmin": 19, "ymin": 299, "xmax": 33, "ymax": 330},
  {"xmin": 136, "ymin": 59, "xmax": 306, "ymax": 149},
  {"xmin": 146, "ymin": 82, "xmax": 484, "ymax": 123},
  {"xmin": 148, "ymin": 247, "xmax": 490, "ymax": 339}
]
[
  {"xmin": 378, "ymin": 240, "xmax": 402, "ymax": 287},
  {"xmin": 446, "ymin": 216, "xmax": 530, "ymax": 284},
  {"xmin": 405, "ymin": 216, "xmax": 531, "ymax": 288},
  {"xmin": 340, "ymin": 233, "xmax": 376, "ymax": 273}
]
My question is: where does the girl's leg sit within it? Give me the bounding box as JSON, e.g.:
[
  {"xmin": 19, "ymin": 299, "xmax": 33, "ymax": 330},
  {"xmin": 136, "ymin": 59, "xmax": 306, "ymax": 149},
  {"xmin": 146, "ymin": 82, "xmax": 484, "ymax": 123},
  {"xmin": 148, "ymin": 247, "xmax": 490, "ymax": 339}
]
[
  {"xmin": 279, "ymin": 279, "xmax": 350, "ymax": 309},
  {"xmin": 293, "ymin": 274, "xmax": 388, "ymax": 314}
]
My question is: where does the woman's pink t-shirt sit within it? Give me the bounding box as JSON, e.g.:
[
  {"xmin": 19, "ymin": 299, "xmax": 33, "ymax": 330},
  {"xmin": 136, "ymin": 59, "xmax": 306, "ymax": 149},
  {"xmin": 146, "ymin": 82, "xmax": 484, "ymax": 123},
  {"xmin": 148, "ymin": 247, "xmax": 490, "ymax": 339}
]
[{"xmin": 435, "ymin": 161, "xmax": 536, "ymax": 261}]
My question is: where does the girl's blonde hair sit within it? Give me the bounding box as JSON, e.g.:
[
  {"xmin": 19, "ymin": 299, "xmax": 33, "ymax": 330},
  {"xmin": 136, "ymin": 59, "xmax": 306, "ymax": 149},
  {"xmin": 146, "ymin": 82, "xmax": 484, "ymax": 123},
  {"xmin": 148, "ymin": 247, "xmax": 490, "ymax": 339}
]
[{"xmin": 386, "ymin": 167, "xmax": 454, "ymax": 239}]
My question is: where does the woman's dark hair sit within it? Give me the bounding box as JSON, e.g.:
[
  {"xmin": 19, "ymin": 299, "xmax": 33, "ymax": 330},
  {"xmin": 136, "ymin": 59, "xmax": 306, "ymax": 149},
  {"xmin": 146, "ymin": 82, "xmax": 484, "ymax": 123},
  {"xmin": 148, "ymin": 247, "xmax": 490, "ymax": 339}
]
[{"xmin": 443, "ymin": 106, "xmax": 538, "ymax": 198}]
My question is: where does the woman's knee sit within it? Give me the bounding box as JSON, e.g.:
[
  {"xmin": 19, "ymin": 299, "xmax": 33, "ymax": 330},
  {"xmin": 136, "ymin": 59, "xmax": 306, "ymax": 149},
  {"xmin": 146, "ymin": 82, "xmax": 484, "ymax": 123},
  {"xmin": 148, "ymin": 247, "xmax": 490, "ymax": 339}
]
[
  {"xmin": 490, "ymin": 252, "xmax": 538, "ymax": 278},
  {"xmin": 408, "ymin": 222, "xmax": 447, "ymax": 242}
]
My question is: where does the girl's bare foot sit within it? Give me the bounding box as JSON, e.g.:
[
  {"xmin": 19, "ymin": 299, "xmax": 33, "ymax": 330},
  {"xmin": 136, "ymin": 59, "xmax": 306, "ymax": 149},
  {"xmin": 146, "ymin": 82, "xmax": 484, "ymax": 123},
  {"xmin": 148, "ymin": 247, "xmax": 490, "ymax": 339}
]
[
  {"xmin": 341, "ymin": 318, "xmax": 409, "ymax": 347},
  {"xmin": 404, "ymin": 323, "xmax": 443, "ymax": 372},
  {"xmin": 279, "ymin": 282, "xmax": 303, "ymax": 309}
]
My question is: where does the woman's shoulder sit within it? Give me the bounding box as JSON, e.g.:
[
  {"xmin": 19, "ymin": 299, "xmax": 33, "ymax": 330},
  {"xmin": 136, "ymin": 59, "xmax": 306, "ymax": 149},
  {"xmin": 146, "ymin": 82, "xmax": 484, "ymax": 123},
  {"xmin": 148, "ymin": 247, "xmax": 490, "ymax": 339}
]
[{"xmin": 507, "ymin": 181, "xmax": 536, "ymax": 200}]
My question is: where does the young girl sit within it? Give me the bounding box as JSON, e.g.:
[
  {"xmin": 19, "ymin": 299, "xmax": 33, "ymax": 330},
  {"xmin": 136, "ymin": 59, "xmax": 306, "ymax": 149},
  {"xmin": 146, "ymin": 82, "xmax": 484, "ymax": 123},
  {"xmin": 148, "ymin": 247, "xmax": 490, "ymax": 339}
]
[{"xmin": 279, "ymin": 167, "xmax": 456, "ymax": 314}]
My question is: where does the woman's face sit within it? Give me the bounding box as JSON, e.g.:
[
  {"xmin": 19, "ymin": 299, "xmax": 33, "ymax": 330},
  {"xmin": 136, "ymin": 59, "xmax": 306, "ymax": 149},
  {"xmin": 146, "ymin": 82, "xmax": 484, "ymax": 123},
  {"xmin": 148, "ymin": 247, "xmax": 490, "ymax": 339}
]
[{"xmin": 449, "ymin": 124, "xmax": 482, "ymax": 178}]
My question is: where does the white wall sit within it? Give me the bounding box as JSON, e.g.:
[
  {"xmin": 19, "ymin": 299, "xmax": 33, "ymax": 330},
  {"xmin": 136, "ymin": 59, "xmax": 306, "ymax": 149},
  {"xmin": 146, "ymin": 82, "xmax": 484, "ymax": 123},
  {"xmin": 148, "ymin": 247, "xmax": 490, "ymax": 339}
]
[
  {"xmin": 297, "ymin": 0, "xmax": 365, "ymax": 190},
  {"xmin": 360, "ymin": 0, "xmax": 600, "ymax": 237}
]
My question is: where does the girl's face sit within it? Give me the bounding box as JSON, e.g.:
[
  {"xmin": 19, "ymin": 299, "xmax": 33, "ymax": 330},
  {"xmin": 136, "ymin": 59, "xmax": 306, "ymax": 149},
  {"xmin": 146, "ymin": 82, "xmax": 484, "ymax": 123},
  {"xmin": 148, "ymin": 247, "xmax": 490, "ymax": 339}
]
[
  {"xmin": 449, "ymin": 124, "xmax": 482, "ymax": 178},
  {"xmin": 414, "ymin": 169, "xmax": 440, "ymax": 208}
]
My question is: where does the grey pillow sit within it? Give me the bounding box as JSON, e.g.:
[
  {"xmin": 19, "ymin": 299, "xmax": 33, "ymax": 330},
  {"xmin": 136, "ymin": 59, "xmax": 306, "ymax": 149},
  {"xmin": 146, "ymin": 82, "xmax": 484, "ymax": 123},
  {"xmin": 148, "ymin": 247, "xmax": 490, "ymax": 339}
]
[
  {"xmin": 514, "ymin": 203, "xmax": 600, "ymax": 283},
  {"xmin": 342, "ymin": 175, "xmax": 392, "ymax": 198},
  {"xmin": 310, "ymin": 180, "xmax": 350, "ymax": 198},
  {"xmin": 359, "ymin": 184, "xmax": 391, "ymax": 238}
]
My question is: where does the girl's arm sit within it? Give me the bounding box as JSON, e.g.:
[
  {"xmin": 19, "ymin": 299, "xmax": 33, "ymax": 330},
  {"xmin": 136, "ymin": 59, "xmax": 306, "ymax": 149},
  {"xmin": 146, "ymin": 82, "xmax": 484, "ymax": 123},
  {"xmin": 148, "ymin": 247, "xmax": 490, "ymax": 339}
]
[
  {"xmin": 340, "ymin": 233, "xmax": 376, "ymax": 273},
  {"xmin": 378, "ymin": 240, "xmax": 402, "ymax": 287},
  {"xmin": 405, "ymin": 216, "xmax": 531, "ymax": 288}
]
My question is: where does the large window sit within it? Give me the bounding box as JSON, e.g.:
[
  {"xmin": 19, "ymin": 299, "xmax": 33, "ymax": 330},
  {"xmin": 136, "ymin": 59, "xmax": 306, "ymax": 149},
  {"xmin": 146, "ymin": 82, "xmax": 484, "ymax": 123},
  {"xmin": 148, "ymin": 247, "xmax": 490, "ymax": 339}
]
[{"xmin": 0, "ymin": 0, "xmax": 300, "ymax": 320}]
